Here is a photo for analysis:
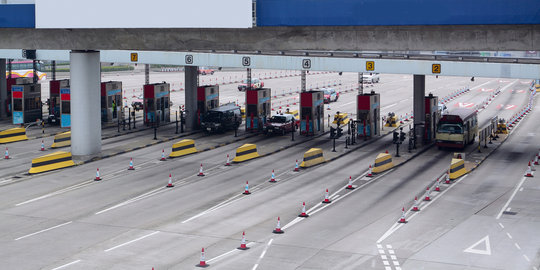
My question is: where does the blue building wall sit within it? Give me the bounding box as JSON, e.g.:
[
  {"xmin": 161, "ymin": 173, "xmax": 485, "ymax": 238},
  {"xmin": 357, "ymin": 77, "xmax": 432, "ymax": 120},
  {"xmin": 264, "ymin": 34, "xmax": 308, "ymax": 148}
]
[
  {"xmin": 257, "ymin": 0, "xmax": 540, "ymax": 26},
  {"xmin": 0, "ymin": 4, "xmax": 35, "ymax": 28}
]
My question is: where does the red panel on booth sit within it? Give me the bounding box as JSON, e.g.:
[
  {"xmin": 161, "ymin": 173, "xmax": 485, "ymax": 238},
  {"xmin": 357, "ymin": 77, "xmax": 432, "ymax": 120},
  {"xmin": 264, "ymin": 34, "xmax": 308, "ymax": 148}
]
[
  {"xmin": 357, "ymin": 95, "xmax": 370, "ymax": 110},
  {"xmin": 300, "ymin": 92, "xmax": 312, "ymax": 107}
]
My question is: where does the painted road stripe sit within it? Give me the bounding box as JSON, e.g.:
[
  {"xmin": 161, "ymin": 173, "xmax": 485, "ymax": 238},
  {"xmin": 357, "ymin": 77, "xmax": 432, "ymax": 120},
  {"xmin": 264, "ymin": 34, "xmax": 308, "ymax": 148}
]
[
  {"xmin": 514, "ymin": 243, "xmax": 521, "ymax": 250},
  {"xmin": 506, "ymin": 232, "xmax": 513, "ymax": 239},
  {"xmin": 50, "ymin": 259, "xmax": 81, "ymax": 270},
  {"xmin": 206, "ymin": 242, "xmax": 255, "ymax": 264},
  {"xmin": 17, "ymin": 181, "xmax": 93, "ymax": 206},
  {"xmin": 104, "ymin": 231, "xmax": 159, "ymax": 252},
  {"xmin": 15, "ymin": 221, "xmax": 72, "ymax": 241},
  {"xmin": 496, "ymin": 177, "xmax": 526, "ymax": 219}
]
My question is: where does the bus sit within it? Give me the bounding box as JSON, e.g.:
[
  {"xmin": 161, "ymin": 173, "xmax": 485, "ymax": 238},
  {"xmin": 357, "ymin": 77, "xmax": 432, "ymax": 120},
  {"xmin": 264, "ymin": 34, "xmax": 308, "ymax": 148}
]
[
  {"xmin": 435, "ymin": 108, "xmax": 478, "ymax": 149},
  {"xmin": 5, "ymin": 60, "xmax": 47, "ymax": 81}
]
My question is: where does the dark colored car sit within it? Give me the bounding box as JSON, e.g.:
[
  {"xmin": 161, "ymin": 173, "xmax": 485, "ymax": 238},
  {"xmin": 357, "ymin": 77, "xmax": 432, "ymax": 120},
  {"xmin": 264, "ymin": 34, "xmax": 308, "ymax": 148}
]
[
  {"xmin": 201, "ymin": 103, "xmax": 242, "ymax": 133},
  {"xmin": 238, "ymin": 78, "xmax": 264, "ymax": 91},
  {"xmin": 263, "ymin": 114, "xmax": 297, "ymax": 135},
  {"xmin": 131, "ymin": 99, "xmax": 143, "ymax": 111}
]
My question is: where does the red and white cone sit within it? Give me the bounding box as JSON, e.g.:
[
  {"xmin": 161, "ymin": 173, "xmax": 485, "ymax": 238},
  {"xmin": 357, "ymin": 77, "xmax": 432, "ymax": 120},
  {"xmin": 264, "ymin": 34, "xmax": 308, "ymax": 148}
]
[
  {"xmin": 345, "ymin": 176, "xmax": 355, "ymax": 190},
  {"xmin": 298, "ymin": 202, "xmax": 309, "ymax": 217},
  {"xmin": 128, "ymin": 158, "xmax": 135, "ymax": 170},
  {"xmin": 40, "ymin": 140, "xmax": 45, "ymax": 151},
  {"xmin": 95, "ymin": 168, "xmax": 101, "ymax": 181},
  {"xmin": 166, "ymin": 173, "xmax": 174, "ymax": 187},
  {"xmin": 322, "ymin": 189, "xmax": 331, "ymax": 203},
  {"xmin": 238, "ymin": 231, "xmax": 249, "ymax": 250},
  {"xmin": 273, "ymin": 217, "xmax": 284, "ymax": 234},
  {"xmin": 398, "ymin": 207, "xmax": 407, "ymax": 223},
  {"xmin": 423, "ymin": 187, "xmax": 431, "ymax": 201},
  {"xmin": 444, "ymin": 171, "xmax": 451, "ymax": 184},
  {"xmin": 160, "ymin": 149, "xmax": 166, "ymax": 161},
  {"xmin": 534, "ymin": 154, "xmax": 539, "ymax": 165},
  {"xmin": 412, "ymin": 197, "xmax": 420, "ymax": 211},
  {"xmin": 293, "ymin": 160, "xmax": 299, "ymax": 172},
  {"xmin": 367, "ymin": 165, "xmax": 373, "ymax": 177},
  {"xmin": 197, "ymin": 164, "xmax": 205, "ymax": 176},
  {"xmin": 4, "ymin": 147, "xmax": 9, "ymax": 159},
  {"xmin": 525, "ymin": 162, "xmax": 534, "ymax": 177},
  {"xmin": 243, "ymin": 181, "xmax": 251, "ymax": 195},
  {"xmin": 435, "ymin": 178, "xmax": 441, "ymax": 192},
  {"xmin": 225, "ymin": 154, "xmax": 231, "ymax": 166},
  {"xmin": 196, "ymin": 248, "xmax": 209, "ymax": 267},
  {"xmin": 269, "ymin": 170, "xmax": 276, "ymax": 183}
]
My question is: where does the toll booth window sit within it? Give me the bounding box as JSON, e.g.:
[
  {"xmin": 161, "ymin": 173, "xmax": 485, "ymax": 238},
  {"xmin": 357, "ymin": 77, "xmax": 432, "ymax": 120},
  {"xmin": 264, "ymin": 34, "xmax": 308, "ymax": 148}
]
[
  {"xmin": 25, "ymin": 97, "xmax": 40, "ymax": 110},
  {"xmin": 247, "ymin": 105, "xmax": 257, "ymax": 114},
  {"xmin": 146, "ymin": 99, "xmax": 154, "ymax": 110},
  {"xmin": 101, "ymin": 96, "xmax": 106, "ymax": 109},
  {"xmin": 61, "ymin": 101, "xmax": 70, "ymax": 114},
  {"xmin": 13, "ymin": 99, "xmax": 22, "ymax": 111},
  {"xmin": 301, "ymin": 108, "xmax": 311, "ymax": 119},
  {"xmin": 165, "ymin": 99, "xmax": 169, "ymax": 109},
  {"xmin": 108, "ymin": 96, "xmax": 113, "ymax": 107}
]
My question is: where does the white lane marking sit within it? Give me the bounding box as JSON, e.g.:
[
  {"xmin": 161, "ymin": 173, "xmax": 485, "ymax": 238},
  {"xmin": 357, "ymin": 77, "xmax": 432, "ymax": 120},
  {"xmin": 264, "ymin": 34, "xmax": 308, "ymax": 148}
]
[
  {"xmin": 384, "ymin": 267, "xmax": 392, "ymax": 270},
  {"xmin": 259, "ymin": 249, "xmax": 267, "ymax": 259},
  {"xmin": 206, "ymin": 242, "xmax": 256, "ymax": 264},
  {"xmin": 390, "ymin": 255, "xmax": 397, "ymax": 260},
  {"xmin": 506, "ymin": 232, "xmax": 513, "ymax": 239},
  {"xmin": 15, "ymin": 221, "xmax": 72, "ymax": 241},
  {"xmin": 0, "ymin": 179, "xmax": 13, "ymax": 184},
  {"xmin": 252, "ymin": 264, "xmax": 259, "ymax": 270},
  {"xmin": 104, "ymin": 231, "xmax": 159, "ymax": 252},
  {"xmin": 377, "ymin": 244, "xmax": 383, "ymax": 249},
  {"xmin": 498, "ymin": 222, "xmax": 505, "ymax": 229},
  {"xmin": 341, "ymin": 100, "xmax": 356, "ymax": 106},
  {"xmin": 514, "ymin": 243, "xmax": 521, "ymax": 250},
  {"xmin": 182, "ymin": 193, "xmax": 244, "ymax": 223},
  {"xmin": 378, "ymin": 249, "xmax": 385, "ymax": 255},
  {"xmin": 268, "ymin": 239, "xmax": 273, "ymax": 246},
  {"xmin": 523, "ymin": 254, "xmax": 530, "ymax": 262},
  {"xmin": 381, "ymin": 103, "xmax": 397, "ymax": 110},
  {"xmin": 16, "ymin": 181, "xmax": 94, "ymax": 206},
  {"xmin": 496, "ymin": 177, "xmax": 527, "ymax": 219},
  {"xmin": 463, "ymin": 235, "xmax": 491, "ymax": 255},
  {"xmin": 388, "ymin": 249, "xmax": 395, "ymax": 254},
  {"xmin": 251, "ymin": 239, "xmax": 273, "ymax": 270},
  {"xmin": 96, "ymin": 187, "xmax": 168, "ymax": 215},
  {"xmin": 386, "ymin": 244, "xmax": 393, "ymax": 249},
  {"xmin": 506, "ymin": 207, "xmax": 511, "ymax": 212},
  {"xmin": 383, "ymin": 260, "xmax": 390, "ymax": 266},
  {"xmin": 377, "ymin": 175, "xmax": 468, "ymax": 243},
  {"xmin": 393, "ymin": 261, "xmax": 400, "ymax": 266},
  {"xmin": 50, "ymin": 260, "xmax": 81, "ymax": 270},
  {"xmin": 519, "ymin": 187, "xmax": 524, "ymax": 192},
  {"xmin": 395, "ymin": 267, "xmax": 402, "ymax": 270},
  {"xmin": 381, "ymin": 255, "xmax": 387, "ymax": 260}
]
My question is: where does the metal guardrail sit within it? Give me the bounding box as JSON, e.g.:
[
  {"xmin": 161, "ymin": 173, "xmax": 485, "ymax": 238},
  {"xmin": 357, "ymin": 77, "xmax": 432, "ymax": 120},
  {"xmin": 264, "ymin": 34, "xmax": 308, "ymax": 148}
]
[{"xmin": 478, "ymin": 116, "xmax": 498, "ymax": 151}]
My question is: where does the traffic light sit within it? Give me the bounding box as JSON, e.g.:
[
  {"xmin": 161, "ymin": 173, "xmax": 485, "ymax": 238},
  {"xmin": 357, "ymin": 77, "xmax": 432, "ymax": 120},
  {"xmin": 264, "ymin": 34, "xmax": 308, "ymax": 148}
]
[
  {"xmin": 400, "ymin": 131, "xmax": 406, "ymax": 142},
  {"xmin": 393, "ymin": 131, "xmax": 399, "ymax": 143}
]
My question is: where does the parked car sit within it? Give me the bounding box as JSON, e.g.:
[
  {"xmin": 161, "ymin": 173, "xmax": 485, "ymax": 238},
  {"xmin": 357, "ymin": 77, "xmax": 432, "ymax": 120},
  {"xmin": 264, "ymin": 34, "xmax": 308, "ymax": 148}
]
[
  {"xmin": 238, "ymin": 78, "xmax": 264, "ymax": 91},
  {"xmin": 323, "ymin": 88, "xmax": 339, "ymax": 103},
  {"xmin": 198, "ymin": 67, "xmax": 215, "ymax": 75},
  {"xmin": 131, "ymin": 99, "xmax": 143, "ymax": 111},
  {"xmin": 263, "ymin": 114, "xmax": 297, "ymax": 135},
  {"xmin": 201, "ymin": 103, "xmax": 242, "ymax": 133},
  {"xmin": 361, "ymin": 73, "xmax": 380, "ymax": 83}
]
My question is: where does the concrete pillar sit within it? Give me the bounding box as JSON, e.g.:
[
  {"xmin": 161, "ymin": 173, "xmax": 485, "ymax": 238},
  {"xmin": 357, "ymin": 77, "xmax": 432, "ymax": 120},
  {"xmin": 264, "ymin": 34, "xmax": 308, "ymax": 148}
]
[
  {"xmin": 145, "ymin": 64, "xmax": 149, "ymax": 85},
  {"xmin": 184, "ymin": 66, "xmax": 198, "ymax": 131},
  {"xmin": 70, "ymin": 51, "xmax": 101, "ymax": 156},
  {"xmin": 413, "ymin": 74, "xmax": 425, "ymax": 144},
  {"xmin": 0, "ymin": 59, "xmax": 6, "ymax": 119}
]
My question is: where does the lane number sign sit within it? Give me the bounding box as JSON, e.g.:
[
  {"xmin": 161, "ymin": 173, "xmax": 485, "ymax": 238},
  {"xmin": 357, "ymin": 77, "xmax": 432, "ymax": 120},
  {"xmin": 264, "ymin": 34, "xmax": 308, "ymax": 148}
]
[
  {"xmin": 130, "ymin": 53, "xmax": 138, "ymax": 62},
  {"xmin": 366, "ymin": 61, "xmax": 375, "ymax": 71},
  {"xmin": 242, "ymin": 57, "xmax": 251, "ymax": 66},
  {"xmin": 302, "ymin": 59, "xmax": 311, "ymax": 69},
  {"xmin": 432, "ymin": 64, "xmax": 441, "ymax": 74},
  {"xmin": 185, "ymin": 55, "xmax": 193, "ymax": 65}
]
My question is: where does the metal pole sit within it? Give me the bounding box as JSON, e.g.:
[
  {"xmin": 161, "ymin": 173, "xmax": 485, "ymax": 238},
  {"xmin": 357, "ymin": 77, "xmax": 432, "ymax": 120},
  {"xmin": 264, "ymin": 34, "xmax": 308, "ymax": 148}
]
[
  {"xmin": 175, "ymin": 111, "xmax": 179, "ymax": 134},
  {"xmin": 52, "ymin": 60, "xmax": 56, "ymax": 81},
  {"xmin": 145, "ymin": 64, "xmax": 150, "ymax": 85},
  {"xmin": 332, "ymin": 137, "xmax": 336, "ymax": 152},
  {"xmin": 395, "ymin": 142, "xmax": 400, "ymax": 157},
  {"xmin": 180, "ymin": 111, "xmax": 184, "ymax": 133},
  {"xmin": 358, "ymin": 72, "xmax": 364, "ymax": 95},
  {"xmin": 128, "ymin": 107, "xmax": 131, "ymax": 130},
  {"xmin": 291, "ymin": 120, "xmax": 295, "ymax": 141},
  {"xmin": 153, "ymin": 115, "xmax": 157, "ymax": 140}
]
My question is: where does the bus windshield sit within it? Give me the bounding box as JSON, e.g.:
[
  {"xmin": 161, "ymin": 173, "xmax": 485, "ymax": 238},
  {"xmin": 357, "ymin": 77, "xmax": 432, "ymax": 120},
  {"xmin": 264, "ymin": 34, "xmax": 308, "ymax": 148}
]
[{"xmin": 438, "ymin": 124, "xmax": 463, "ymax": 134}]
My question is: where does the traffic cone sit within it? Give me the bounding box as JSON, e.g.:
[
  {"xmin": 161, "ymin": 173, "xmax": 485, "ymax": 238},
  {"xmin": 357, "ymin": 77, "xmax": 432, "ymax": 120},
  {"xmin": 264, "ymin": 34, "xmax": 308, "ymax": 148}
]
[
  {"xmin": 322, "ymin": 189, "xmax": 331, "ymax": 203},
  {"xmin": 272, "ymin": 217, "xmax": 284, "ymax": 234},
  {"xmin": 293, "ymin": 160, "xmax": 299, "ymax": 172},
  {"xmin": 243, "ymin": 181, "xmax": 251, "ymax": 195},
  {"xmin": 345, "ymin": 176, "xmax": 355, "ymax": 190},
  {"xmin": 40, "ymin": 140, "xmax": 45, "ymax": 151},
  {"xmin": 166, "ymin": 173, "xmax": 174, "ymax": 187},
  {"xmin": 327, "ymin": 103, "xmax": 331, "ymax": 110},
  {"xmin": 444, "ymin": 171, "xmax": 451, "ymax": 184},
  {"xmin": 238, "ymin": 231, "xmax": 249, "ymax": 250},
  {"xmin": 398, "ymin": 207, "xmax": 407, "ymax": 223},
  {"xmin": 367, "ymin": 165, "xmax": 373, "ymax": 177},
  {"xmin": 225, "ymin": 154, "xmax": 231, "ymax": 166},
  {"xmin": 298, "ymin": 202, "xmax": 309, "ymax": 217},
  {"xmin": 269, "ymin": 170, "xmax": 276, "ymax": 183},
  {"xmin": 423, "ymin": 187, "xmax": 431, "ymax": 201},
  {"xmin": 95, "ymin": 168, "xmax": 101, "ymax": 181},
  {"xmin": 198, "ymin": 164, "xmax": 205, "ymax": 176},
  {"xmin": 160, "ymin": 149, "xmax": 166, "ymax": 161},
  {"xmin": 534, "ymin": 154, "xmax": 539, "ymax": 165},
  {"xmin": 4, "ymin": 147, "xmax": 9, "ymax": 159},
  {"xmin": 128, "ymin": 158, "xmax": 135, "ymax": 170},
  {"xmin": 435, "ymin": 179, "xmax": 441, "ymax": 192},
  {"xmin": 196, "ymin": 248, "xmax": 209, "ymax": 267},
  {"xmin": 412, "ymin": 197, "xmax": 420, "ymax": 211},
  {"xmin": 525, "ymin": 162, "xmax": 534, "ymax": 177}
]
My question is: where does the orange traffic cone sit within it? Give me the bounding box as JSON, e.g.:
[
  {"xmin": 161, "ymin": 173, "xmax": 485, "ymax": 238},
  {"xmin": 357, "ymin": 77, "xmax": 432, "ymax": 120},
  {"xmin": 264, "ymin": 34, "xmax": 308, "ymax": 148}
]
[
  {"xmin": 198, "ymin": 164, "xmax": 205, "ymax": 176},
  {"xmin": 423, "ymin": 187, "xmax": 431, "ymax": 201},
  {"xmin": 367, "ymin": 165, "xmax": 373, "ymax": 177},
  {"xmin": 398, "ymin": 207, "xmax": 407, "ymax": 223},
  {"xmin": 225, "ymin": 154, "xmax": 231, "ymax": 166},
  {"xmin": 237, "ymin": 231, "xmax": 249, "ymax": 250},
  {"xmin": 412, "ymin": 197, "xmax": 420, "ymax": 211},
  {"xmin": 40, "ymin": 140, "xmax": 45, "ymax": 151},
  {"xmin": 345, "ymin": 176, "xmax": 355, "ymax": 190},
  {"xmin": 269, "ymin": 170, "xmax": 276, "ymax": 183},
  {"xmin": 293, "ymin": 160, "xmax": 299, "ymax": 172},
  {"xmin": 298, "ymin": 202, "xmax": 309, "ymax": 217},
  {"xmin": 128, "ymin": 158, "xmax": 135, "ymax": 170},
  {"xmin": 95, "ymin": 168, "xmax": 101, "ymax": 181},
  {"xmin": 525, "ymin": 162, "xmax": 534, "ymax": 177},
  {"xmin": 160, "ymin": 149, "xmax": 166, "ymax": 161},
  {"xmin": 243, "ymin": 181, "xmax": 251, "ymax": 195},
  {"xmin": 322, "ymin": 189, "xmax": 331, "ymax": 203},
  {"xmin": 272, "ymin": 217, "xmax": 284, "ymax": 234},
  {"xmin": 166, "ymin": 173, "xmax": 174, "ymax": 187},
  {"xmin": 196, "ymin": 248, "xmax": 209, "ymax": 267}
]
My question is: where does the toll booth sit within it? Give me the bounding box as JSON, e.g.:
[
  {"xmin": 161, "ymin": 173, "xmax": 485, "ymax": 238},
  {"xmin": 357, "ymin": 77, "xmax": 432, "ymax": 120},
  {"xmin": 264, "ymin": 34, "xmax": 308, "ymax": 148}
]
[
  {"xmin": 245, "ymin": 88, "xmax": 271, "ymax": 131},
  {"xmin": 424, "ymin": 93, "xmax": 439, "ymax": 143},
  {"xmin": 197, "ymin": 85, "xmax": 219, "ymax": 128},
  {"xmin": 101, "ymin": 81, "xmax": 123, "ymax": 123},
  {"xmin": 300, "ymin": 90, "xmax": 324, "ymax": 136},
  {"xmin": 49, "ymin": 79, "xmax": 70, "ymax": 127},
  {"xmin": 143, "ymin": 82, "xmax": 171, "ymax": 125},
  {"xmin": 6, "ymin": 77, "xmax": 31, "ymax": 117},
  {"xmin": 11, "ymin": 83, "xmax": 42, "ymax": 125},
  {"xmin": 357, "ymin": 92, "xmax": 380, "ymax": 138}
]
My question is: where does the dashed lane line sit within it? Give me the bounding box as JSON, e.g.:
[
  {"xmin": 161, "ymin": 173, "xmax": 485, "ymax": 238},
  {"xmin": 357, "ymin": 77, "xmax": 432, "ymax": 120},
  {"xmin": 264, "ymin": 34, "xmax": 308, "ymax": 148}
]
[
  {"xmin": 15, "ymin": 221, "xmax": 72, "ymax": 241},
  {"xmin": 49, "ymin": 259, "xmax": 81, "ymax": 270},
  {"xmin": 104, "ymin": 231, "xmax": 160, "ymax": 252},
  {"xmin": 496, "ymin": 177, "xmax": 527, "ymax": 220}
]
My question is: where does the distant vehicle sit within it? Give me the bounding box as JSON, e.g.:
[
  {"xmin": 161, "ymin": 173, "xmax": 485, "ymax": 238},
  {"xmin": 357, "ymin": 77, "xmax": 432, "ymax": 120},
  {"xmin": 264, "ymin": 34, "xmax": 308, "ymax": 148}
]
[
  {"xmin": 198, "ymin": 67, "xmax": 215, "ymax": 75},
  {"xmin": 263, "ymin": 113, "xmax": 297, "ymax": 135},
  {"xmin": 435, "ymin": 108, "xmax": 478, "ymax": 149},
  {"xmin": 322, "ymin": 88, "xmax": 339, "ymax": 103},
  {"xmin": 438, "ymin": 102, "xmax": 448, "ymax": 115},
  {"xmin": 361, "ymin": 73, "xmax": 380, "ymax": 84},
  {"xmin": 5, "ymin": 60, "xmax": 47, "ymax": 81},
  {"xmin": 131, "ymin": 99, "xmax": 143, "ymax": 111},
  {"xmin": 201, "ymin": 103, "xmax": 242, "ymax": 133},
  {"xmin": 238, "ymin": 78, "xmax": 264, "ymax": 91}
]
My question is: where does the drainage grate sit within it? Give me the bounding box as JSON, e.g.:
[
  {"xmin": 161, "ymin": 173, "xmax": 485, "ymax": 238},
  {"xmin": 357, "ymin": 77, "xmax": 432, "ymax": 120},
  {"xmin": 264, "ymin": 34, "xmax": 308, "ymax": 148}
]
[{"xmin": 503, "ymin": 211, "xmax": 517, "ymax": 215}]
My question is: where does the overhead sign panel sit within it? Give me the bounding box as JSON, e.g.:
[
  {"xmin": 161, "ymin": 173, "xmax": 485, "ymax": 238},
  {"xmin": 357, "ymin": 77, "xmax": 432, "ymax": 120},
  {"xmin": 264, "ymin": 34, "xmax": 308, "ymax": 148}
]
[{"xmin": 35, "ymin": 0, "xmax": 252, "ymax": 28}]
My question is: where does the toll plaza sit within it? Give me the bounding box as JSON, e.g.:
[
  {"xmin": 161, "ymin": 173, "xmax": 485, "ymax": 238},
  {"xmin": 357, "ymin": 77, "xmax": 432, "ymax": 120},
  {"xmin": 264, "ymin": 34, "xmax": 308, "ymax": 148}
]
[
  {"xmin": 11, "ymin": 83, "xmax": 42, "ymax": 125},
  {"xmin": 300, "ymin": 90, "xmax": 324, "ymax": 136},
  {"xmin": 424, "ymin": 93, "xmax": 439, "ymax": 143},
  {"xmin": 5, "ymin": 77, "xmax": 31, "ymax": 117},
  {"xmin": 197, "ymin": 85, "xmax": 219, "ymax": 128},
  {"xmin": 356, "ymin": 91, "xmax": 380, "ymax": 139},
  {"xmin": 143, "ymin": 82, "xmax": 171, "ymax": 125},
  {"xmin": 101, "ymin": 81, "xmax": 123, "ymax": 123},
  {"xmin": 245, "ymin": 88, "xmax": 271, "ymax": 131},
  {"xmin": 49, "ymin": 79, "xmax": 70, "ymax": 127}
]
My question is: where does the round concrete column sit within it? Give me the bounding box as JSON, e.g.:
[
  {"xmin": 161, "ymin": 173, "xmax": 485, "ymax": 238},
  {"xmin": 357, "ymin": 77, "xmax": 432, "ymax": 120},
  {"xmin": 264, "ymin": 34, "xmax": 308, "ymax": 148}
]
[{"xmin": 70, "ymin": 51, "xmax": 101, "ymax": 156}]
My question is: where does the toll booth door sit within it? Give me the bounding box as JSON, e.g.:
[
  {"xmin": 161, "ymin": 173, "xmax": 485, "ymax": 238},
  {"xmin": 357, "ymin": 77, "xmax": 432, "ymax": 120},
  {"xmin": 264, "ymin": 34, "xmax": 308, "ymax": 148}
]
[
  {"xmin": 373, "ymin": 108, "xmax": 379, "ymax": 136},
  {"xmin": 160, "ymin": 97, "xmax": 166, "ymax": 121}
]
